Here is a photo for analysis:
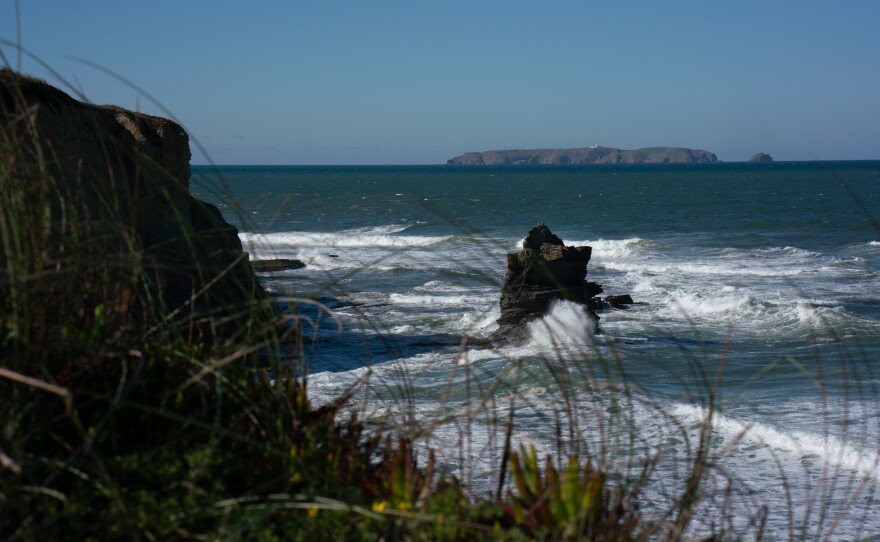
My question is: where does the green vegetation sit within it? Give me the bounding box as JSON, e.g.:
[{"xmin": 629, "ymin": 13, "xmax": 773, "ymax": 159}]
[
  {"xmin": 0, "ymin": 69, "xmax": 761, "ymax": 541},
  {"xmin": 0, "ymin": 132, "xmax": 639, "ymax": 539},
  {"xmin": 0, "ymin": 67, "xmax": 644, "ymax": 542}
]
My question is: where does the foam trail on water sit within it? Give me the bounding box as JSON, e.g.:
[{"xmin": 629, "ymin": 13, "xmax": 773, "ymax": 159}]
[
  {"xmin": 240, "ymin": 228, "xmax": 451, "ymax": 249},
  {"xmin": 564, "ymin": 237, "xmax": 651, "ymax": 261},
  {"xmin": 600, "ymin": 260, "xmax": 810, "ymax": 277},
  {"xmin": 670, "ymin": 403, "xmax": 880, "ymax": 479},
  {"xmin": 389, "ymin": 293, "xmax": 496, "ymax": 306},
  {"xmin": 666, "ymin": 290, "xmax": 754, "ymax": 316}
]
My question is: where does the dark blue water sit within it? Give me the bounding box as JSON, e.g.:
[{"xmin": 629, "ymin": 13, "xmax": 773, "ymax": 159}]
[
  {"xmin": 194, "ymin": 162, "xmax": 880, "ymax": 539},
  {"xmin": 195, "ymin": 162, "xmax": 879, "ymax": 244}
]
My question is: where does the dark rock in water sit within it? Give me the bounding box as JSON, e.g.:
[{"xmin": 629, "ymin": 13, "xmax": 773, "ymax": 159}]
[
  {"xmin": 491, "ymin": 224, "xmax": 601, "ymax": 345},
  {"xmin": 748, "ymin": 152, "xmax": 774, "ymax": 162},
  {"xmin": 603, "ymin": 294, "xmax": 634, "ymax": 308},
  {"xmin": 251, "ymin": 259, "xmax": 306, "ymax": 272},
  {"xmin": 593, "ymin": 294, "xmax": 648, "ymax": 312}
]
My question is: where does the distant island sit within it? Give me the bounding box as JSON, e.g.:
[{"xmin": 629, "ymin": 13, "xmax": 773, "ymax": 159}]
[
  {"xmin": 748, "ymin": 152, "xmax": 774, "ymax": 162},
  {"xmin": 447, "ymin": 146, "xmax": 718, "ymax": 165}
]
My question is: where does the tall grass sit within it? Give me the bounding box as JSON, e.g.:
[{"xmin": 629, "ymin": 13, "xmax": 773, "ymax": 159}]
[
  {"xmin": 2, "ymin": 64, "xmax": 878, "ymax": 541},
  {"xmin": 0, "ymin": 66, "xmax": 633, "ymax": 541}
]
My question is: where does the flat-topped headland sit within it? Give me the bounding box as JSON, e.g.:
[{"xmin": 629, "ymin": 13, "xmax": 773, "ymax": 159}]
[
  {"xmin": 0, "ymin": 69, "xmax": 272, "ymax": 337},
  {"xmin": 447, "ymin": 146, "xmax": 718, "ymax": 165}
]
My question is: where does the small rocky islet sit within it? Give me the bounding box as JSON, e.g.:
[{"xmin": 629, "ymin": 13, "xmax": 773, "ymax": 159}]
[{"xmin": 489, "ymin": 223, "xmax": 636, "ymax": 346}]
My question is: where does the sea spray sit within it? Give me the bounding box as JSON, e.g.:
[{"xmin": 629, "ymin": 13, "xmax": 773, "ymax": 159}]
[{"xmin": 526, "ymin": 300, "xmax": 596, "ymax": 350}]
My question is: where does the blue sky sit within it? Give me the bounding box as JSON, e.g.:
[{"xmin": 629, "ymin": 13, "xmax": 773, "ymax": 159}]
[{"xmin": 2, "ymin": 1, "xmax": 879, "ymax": 164}]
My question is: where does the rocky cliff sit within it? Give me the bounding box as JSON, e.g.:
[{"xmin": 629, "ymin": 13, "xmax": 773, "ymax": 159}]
[
  {"xmin": 448, "ymin": 146, "xmax": 718, "ymax": 165},
  {"xmin": 0, "ymin": 69, "xmax": 269, "ymax": 331}
]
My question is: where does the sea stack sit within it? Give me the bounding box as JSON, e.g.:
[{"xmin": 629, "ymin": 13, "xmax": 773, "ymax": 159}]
[{"xmin": 490, "ymin": 224, "xmax": 603, "ymax": 345}]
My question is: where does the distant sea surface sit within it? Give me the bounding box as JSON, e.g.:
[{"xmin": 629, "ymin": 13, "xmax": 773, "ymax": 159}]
[{"xmin": 194, "ymin": 162, "xmax": 880, "ymax": 539}]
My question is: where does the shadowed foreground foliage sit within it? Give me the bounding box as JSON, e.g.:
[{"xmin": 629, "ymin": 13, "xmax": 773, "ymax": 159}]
[{"xmin": 0, "ymin": 69, "xmax": 655, "ymax": 541}]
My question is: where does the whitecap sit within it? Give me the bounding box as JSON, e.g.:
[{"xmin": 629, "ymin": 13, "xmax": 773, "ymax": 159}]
[
  {"xmin": 389, "ymin": 293, "xmax": 495, "ymax": 306},
  {"xmin": 667, "ymin": 290, "xmax": 754, "ymax": 317},
  {"xmin": 599, "ymin": 260, "xmax": 810, "ymax": 278},
  {"xmin": 564, "ymin": 237, "xmax": 652, "ymax": 261},
  {"xmin": 241, "ymin": 229, "xmax": 452, "ymax": 249}
]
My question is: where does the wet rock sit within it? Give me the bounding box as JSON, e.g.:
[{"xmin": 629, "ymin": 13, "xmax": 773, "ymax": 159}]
[
  {"xmin": 491, "ymin": 224, "xmax": 601, "ymax": 345},
  {"xmin": 603, "ymin": 294, "xmax": 634, "ymax": 308},
  {"xmin": 251, "ymin": 259, "xmax": 306, "ymax": 272}
]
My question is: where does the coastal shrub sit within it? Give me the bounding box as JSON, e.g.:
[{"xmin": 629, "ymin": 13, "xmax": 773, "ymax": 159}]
[{"xmin": 504, "ymin": 444, "xmax": 638, "ymax": 540}]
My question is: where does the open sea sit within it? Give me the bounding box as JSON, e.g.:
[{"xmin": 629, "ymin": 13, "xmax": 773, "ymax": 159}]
[{"xmin": 194, "ymin": 162, "xmax": 880, "ymax": 540}]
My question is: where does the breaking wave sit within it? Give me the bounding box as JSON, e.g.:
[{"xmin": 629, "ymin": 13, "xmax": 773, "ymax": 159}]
[
  {"xmin": 670, "ymin": 403, "xmax": 880, "ymax": 479},
  {"xmin": 240, "ymin": 225, "xmax": 452, "ymax": 250},
  {"xmin": 526, "ymin": 300, "xmax": 596, "ymax": 349}
]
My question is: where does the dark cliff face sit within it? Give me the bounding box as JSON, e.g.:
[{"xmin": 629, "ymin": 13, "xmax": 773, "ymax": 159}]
[
  {"xmin": 0, "ymin": 69, "xmax": 269, "ymax": 329},
  {"xmin": 447, "ymin": 146, "xmax": 718, "ymax": 165}
]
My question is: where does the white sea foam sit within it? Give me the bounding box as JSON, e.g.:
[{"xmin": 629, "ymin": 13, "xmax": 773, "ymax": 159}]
[
  {"xmin": 347, "ymin": 224, "xmax": 413, "ymax": 235},
  {"xmin": 240, "ymin": 227, "xmax": 451, "ymax": 250},
  {"xmin": 669, "ymin": 403, "xmax": 880, "ymax": 479},
  {"xmin": 455, "ymin": 307, "xmax": 501, "ymax": 335},
  {"xmin": 413, "ymin": 281, "xmax": 496, "ymax": 296},
  {"xmin": 564, "ymin": 237, "xmax": 651, "ymax": 261},
  {"xmin": 527, "ymin": 300, "xmax": 596, "ymax": 349},
  {"xmin": 389, "ymin": 293, "xmax": 495, "ymax": 306},
  {"xmin": 635, "ymin": 288, "xmax": 855, "ymax": 336},
  {"xmin": 666, "ymin": 290, "xmax": 755, "ymax": 317},
  {"xmin": 599, "ymin": 260, "xmax": 810, "ymax": 277},
  {"xmin": 414, "ymin": 280, "xmax": 461, "ymax": 293},
  {"xmin": 388, "ymin": 324, "xmax": 416, "ymax": 334}
]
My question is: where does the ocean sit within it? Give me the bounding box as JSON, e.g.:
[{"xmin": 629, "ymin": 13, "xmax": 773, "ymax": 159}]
[{"xmin": 193, "ymin": 162, "xmax": 880, "ymax": 539}]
